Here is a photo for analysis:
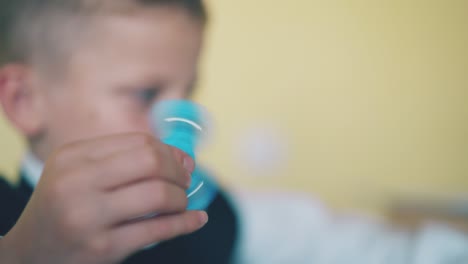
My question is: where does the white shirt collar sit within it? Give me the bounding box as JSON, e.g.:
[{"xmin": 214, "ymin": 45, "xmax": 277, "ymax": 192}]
[{"xmin": 21, "ymin": 151, "xmax": 44, "ymax": 188}]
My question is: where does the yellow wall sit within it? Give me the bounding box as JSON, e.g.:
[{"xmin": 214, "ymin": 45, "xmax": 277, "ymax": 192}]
[
  {"xmin": 0, "ymin": 117, "xmax": 24, "ymax": 182},
  {"xmin": 1, "ymin": 1, "xmax": 467, "ymax": 212}
]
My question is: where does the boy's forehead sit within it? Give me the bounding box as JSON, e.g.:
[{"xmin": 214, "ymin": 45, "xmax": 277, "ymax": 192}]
[
  {"xmin": 81, "ymin": 9, "xmax": 202, "ymax": 63},
  {"xmin": 38, "ymin": 7, "xmax": 204, "ymax": 82},
  {"xmin": 63, "ymin": 8, "xmax": 203, "ymax": 86}
]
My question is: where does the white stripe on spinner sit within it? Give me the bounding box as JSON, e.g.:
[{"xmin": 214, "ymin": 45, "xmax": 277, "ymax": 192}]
[
  {"xmin": 186, "ymin": 181, "xmax": 204, "ymax": 198},
  {"xmin": 164, "ymin": 117, "xmax": 203, "ymax": 131}
]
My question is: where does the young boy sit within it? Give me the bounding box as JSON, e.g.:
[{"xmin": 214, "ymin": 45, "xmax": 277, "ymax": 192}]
[
  {"xmin": 1, "ymin": 1, "xmax": 468, "ymax": 264},
  {"xmin": 0, "ymin": 1, "xmax": 236, "ymax": 263}
]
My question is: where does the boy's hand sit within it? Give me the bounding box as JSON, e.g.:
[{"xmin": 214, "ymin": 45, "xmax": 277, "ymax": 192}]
[{"xmin": 0, "ymin": 133, "xmax": 207, "ymax": 264}]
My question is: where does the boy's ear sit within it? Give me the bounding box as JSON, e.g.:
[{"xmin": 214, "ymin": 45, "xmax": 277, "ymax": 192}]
[{"xmin": 0, "ymin": 64, "xmax": 45, "ymax": 138}]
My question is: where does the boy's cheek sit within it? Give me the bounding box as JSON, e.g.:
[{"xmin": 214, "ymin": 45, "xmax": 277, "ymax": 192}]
[
  {"xmin": 45, "ymin": 97, "xmax": 153, "ymax": 144},
  {"xmin": 82, "ymin": 117, "xmax": 152, "ymax": 139},
  {"xmin": 99, "ymin": 109, "xmax": 153, "ymax": 135}
]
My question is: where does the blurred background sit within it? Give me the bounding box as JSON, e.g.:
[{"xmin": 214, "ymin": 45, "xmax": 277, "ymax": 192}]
[{"xmin": 1, "ymin": 0, "xmax": 467, "ymax": 216}]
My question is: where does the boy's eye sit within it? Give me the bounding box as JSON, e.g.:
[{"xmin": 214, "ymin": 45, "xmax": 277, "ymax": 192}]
[{"xmin": 135, "ymin": 87, "xmax": 161, "ymax": 104}]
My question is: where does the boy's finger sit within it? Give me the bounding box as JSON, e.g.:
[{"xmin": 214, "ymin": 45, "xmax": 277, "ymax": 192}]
[
  {"xmin": 91, "ymin": 143, "xmax": 190, "ymax": 191},
  {"xmin": 104, "ymin": 181, "xmax": 188, "ymax": 224},
  {"xmin": 58, "ymin": 133, "xmax": 155, "ymax": 163},
  {"xmin": 110, "ymin": 211, "xmax": 208, "ymax": 259},
  {"xmin": 170, "ymin": 147, "xmax": 195, "ymax": 175}
]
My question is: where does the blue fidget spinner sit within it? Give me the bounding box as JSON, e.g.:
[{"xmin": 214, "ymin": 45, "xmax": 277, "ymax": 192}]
[{"xmin": 150, "ymin": 100, "xmax": 216, "ymax": 210}]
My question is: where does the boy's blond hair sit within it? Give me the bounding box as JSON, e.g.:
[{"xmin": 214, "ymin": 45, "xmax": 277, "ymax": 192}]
[{"xmin": 0, "ymin": 0, "xmax": 206, "ymax": 67}]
